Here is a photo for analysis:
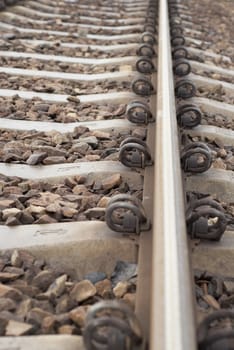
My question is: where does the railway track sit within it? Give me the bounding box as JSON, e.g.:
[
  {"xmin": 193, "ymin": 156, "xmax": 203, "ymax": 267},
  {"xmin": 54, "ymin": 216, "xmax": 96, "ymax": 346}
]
[{"xmin": 0, "ymin": 0, "xmax": 233, "ymax": 349}]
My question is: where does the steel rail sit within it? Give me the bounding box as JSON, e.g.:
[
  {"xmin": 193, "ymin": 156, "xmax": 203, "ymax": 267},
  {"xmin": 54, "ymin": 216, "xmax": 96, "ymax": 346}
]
[{"xmin": 151, "ymin": 0, "xmax": 197, "ymax": 349}]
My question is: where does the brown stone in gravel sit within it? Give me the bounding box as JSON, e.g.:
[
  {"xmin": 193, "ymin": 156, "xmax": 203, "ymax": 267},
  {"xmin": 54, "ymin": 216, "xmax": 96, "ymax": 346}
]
[
  {"xmin": 33, "ymin": 103, "xmax": 50, "ymax": 112},
  {"xmin": 132, "ymin": 128, "xmax": 147, "ymax": 140},
  {"xmin": 10, "ymin": 283, "xmax": 40, "ymax": 298},
  {"xmin": 27, "ymin": 307, "xmax": 52, "ymax": 326},
  {"xmin": 53, "ymin": 313, "xmax": 70, "ymax": 326},
  {"xmin": 43, "ymin": 156, "xmax": 66, "ymax": 165},
  {"xmin": 69, "ymin": 306, "xmax": 88, "ymax": 327},
  {"xmin": 48, "ymin": 104, "xmax": 59, "ymax": 115},
  {"xmin": 0, "ymin": 199, "xmax": 15, "ymax": 210},
  {"xmin": 46, "ymin": 202, "xmax": 62, "ymax": 214},
  {"xmin": 113, "ymin": 104, "xmax": 126, "ymax": 116},
  {"xmin": 0, "ymin": 272, "xmax": 22, "ymax": 282},
  {"xmin": 0, "ymin": 298, "xmax": 17, "ymax": 312},
  {"xmin": 5, "ymin": 216, "xmax": 21, "ymax": 226},
  {"xmin": 212, "ymin": 158, "xmax": 226, "ymax": 170},
  {"xmin": 84, "ymin": 207, "xmax": 106, "ymax": 219},
  {"xmin": 101, "ymin": 174, "xmax": 121, "ymax": 190},
  {"xmin": 97, "ymin": 196, "xmax": 110, "ymax": 208},
  {"xmin": 3, "ymin": 153, "xmax": 22, "ymax": 162},
  {"xmin": 92, "ymin": 130, "xmax": 110, "ymax": 139},
  {"xmin": 71, "ymin": 142, "xmax": 89, "ymax": 154},
  {"xmin": 217, "ymin": 148, "xmax": 227, "ymax": 158},
  {"xmin": 61, "ymin": 206, "xmax": 78, "ymax": 218},
  {"xmin": 0, "ymin": 311, "xmax": 22, "ymax": 323},
  {"xmin": 70, "ymin": 280, "xmax": 96, "ymax": 303},
  {"xmin": 72, "ymin": 184, "xmax": 89, "ymax": 195},
  {"xmin": 123, "ymin": 293, "xmax": 136, "ymax": 309},
  {"xmin": 32, "ymin": 300, "xmax": 54, "ymax": 314},
  {"xmin": 58, "ymin": 324, "xmax": 77, "ymax": 335},
  {"xmin": 41, "ymin": 315, "xmax": 57, "ymax": 334},
  {"xmin": 20, "ymin": 210, "xmax": 35, "ymax": 224},
  {"xmin": 0, "ymin": 259, "xmax": 5, "ymax": 272},
  {"xmin": 4, "ymin": 266, "xmax": 24, "ymax": 275},
  {"xmin": 85, "ymin": 154, "xmax": 100, "ymax": 161},
  {"xmin": 28, "ymin": 192, "xmax": 61, "ymax": 207},
  {"xmin": 33, "ymin": 146, "xmax": 67, "ymax": 158},
  {"xmin": 18, "ymin": 250, "xmax": 35, "ymax": 268},
  {"xmin": 0, "ymin": 317, "xmax": 8, "ymax": 336},
  {"xmin": 56, "ymin": 294, "xmax": 76, "ymax": 314},
  {"xmin": 0, "ymin": 283, "xmax": 22, "ymax": 301},
  {"xmin": 27, "ymin": 204, "xmax": 46, "ymax": 215},
  {"xmin": 3, "ymin": 186, "xmax": 23, "ymax": 196},
  {"xmin": 35, "ymin": 214, "xmax": 57, "ymax": 224},
  {"xmin": 16, "ymin": 299, "xmax": 33, "ymax": 319},
  {"xmin": 5, "ymin": 320, "xmax": 34, "ymax": 336},
  {"xmin": 73, "ymin": 175, "xmax": 86, "ymax": 184},
  {"xmin": 67, "ymin": 96, "xmax": 80, "ymax": 103},
  {"xmin": 32, "ymin": 270, "xmax": 56, "ymax": 292},
  {"xmin": 39, "ymin": 274, "xmax": 67, "ymax": 299},
  {"xmin": 26, "ymin": 152, "xmax": 48, "ymax": 165},
  {"xmin": 95, "ymin": 279, "xmax": 112, "ymax": 299},
  {"xmin": 64, "ymin": 177, "xmax": 77, "ymax": 189},
  {"xmin": 224, "ymin": 280, "xmax": 234, "ymax": 294}
]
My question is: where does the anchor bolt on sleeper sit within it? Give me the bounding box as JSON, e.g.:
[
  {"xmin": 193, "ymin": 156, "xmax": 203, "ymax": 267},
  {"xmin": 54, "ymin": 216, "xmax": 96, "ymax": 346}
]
[
  {"xmin": 172, "ymin": 45, "xmax": 188, "ymax": 60},
  {"xmin": 170, "ymin": 25, "xmax": 184, "ymax": 36},
  {"xmin": 177, "ymin": 103, "xmax": 202, "ymax": 128},
  {"xmin": 171, "ymin": 35, "xmax": 186, "ymax": 47},
  {"xmin": 173, "ymin": 59, "xmax": 191, "ymax": 76},
  {"xmin": 132, "ymin": 76, "xmax": 155, "ymax": 96},
  {"xmin": 198, "ymin": 310, "xmax": 234, "ymax": 350},
  {"xmin": 126, "ymin": 100, "xmax": 154, "ymax": 124},
  {"xmin": 83, "ymin": 300, "xmax": 143, "ymax": 350},
  {"xmin": 119, "ymin": 137, "xmax": 153, "ymax": 168},
  {"xmin": 141, "ymin": 31, "xmax": 156, "ymax": 46},
  {"xmin": 143, "ymin": 23, "xmax": 157, "ymax": 34},
  {"xmin": 136, "ymin": 56, "xmax": 155, "ymax": 74},
  {"xmin": 105, "ymin": 194, "xmax": 151, "ymax": 234},
  {"xmin": 186, "ymin": 198, "xmax": 227, "ymax": 241},
  {"xmin": 136, "ymin": 44, "xmax": 156, "ymax": 58},
  {"xmin": 175, "ymin": 79, "xmax": 196, "ymax": 98},
  {"xmin": 181, "ymin": 142, "xmax": 212, "ymax": 173}
]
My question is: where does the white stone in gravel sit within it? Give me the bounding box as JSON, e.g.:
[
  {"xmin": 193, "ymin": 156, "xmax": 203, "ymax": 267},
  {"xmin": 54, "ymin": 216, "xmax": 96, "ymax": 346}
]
[
  {"xmin": 11, "ymin": 250, "xmax": 22, "ymax": 268},
  {"xmin": 113, "ymin": 281, "xmax": 129, "ymax": 298},
  {"xmin": 92, "ymin": 131, "xmax": 110, "ymax": 139},
  {"xmin": 44, "ymin": 274, "xmax": 67, "ymax": 298},
  {"xmin": 2, "ymin": 208, "xmax": 21, "ymax": 220},
  {"xmin": 5, "ymin": 320, "xmax": 34, "ymax": 336}
]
